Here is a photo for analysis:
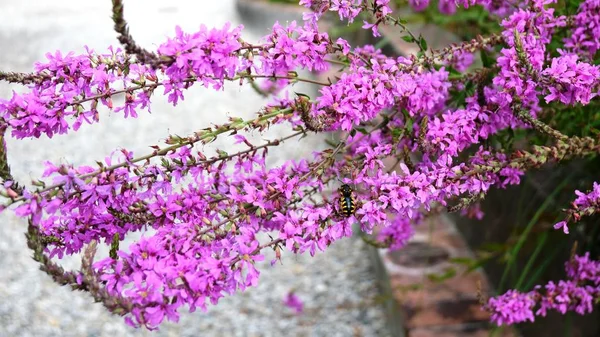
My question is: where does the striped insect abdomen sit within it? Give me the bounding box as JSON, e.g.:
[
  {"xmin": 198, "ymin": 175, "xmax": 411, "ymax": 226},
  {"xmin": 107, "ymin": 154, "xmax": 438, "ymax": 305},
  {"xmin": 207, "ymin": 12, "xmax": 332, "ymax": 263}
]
[{"xmin": 338, "ymin": 184, "xmax": 356, "ymax": 217}]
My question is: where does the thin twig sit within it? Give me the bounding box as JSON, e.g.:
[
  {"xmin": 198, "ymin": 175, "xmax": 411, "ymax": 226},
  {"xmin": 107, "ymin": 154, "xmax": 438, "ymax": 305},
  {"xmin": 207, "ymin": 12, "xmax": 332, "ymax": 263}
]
[
  {"xmin": 6, "ymin": 107, "xmax": 295, "ymax": 204},
  {"xmin": 0, "ymin": 70, "xmax": 49, "ymax": 85},
  {"xmin": 195, "ymin": 140, "xmax": 347, "ymax": 237},
  {"xmin": 111, "ymin": 0, "xmax": 158, "ymax": 65}
]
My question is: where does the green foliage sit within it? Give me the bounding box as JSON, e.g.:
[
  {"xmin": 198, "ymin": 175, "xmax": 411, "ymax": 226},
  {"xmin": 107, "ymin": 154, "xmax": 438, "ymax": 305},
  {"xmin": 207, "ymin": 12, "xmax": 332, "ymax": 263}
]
[{"xmin": 412, "ymin": 1, "xmax": 500, "ymax": 38}]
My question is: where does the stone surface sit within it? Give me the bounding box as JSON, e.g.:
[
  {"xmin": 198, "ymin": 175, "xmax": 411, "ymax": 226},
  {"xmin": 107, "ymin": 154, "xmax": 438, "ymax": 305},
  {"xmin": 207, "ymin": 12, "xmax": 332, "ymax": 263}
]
[
  {"xmin": 410, "ymin": 324, "xmax": 516, "ymax": 337},
  {"xmin": 377, "ymin": 214, "xmax": 517, "ymax": 336},
  {"xmin": 0, "ymin": 1, "xmax": 390, "ymax": 336}
]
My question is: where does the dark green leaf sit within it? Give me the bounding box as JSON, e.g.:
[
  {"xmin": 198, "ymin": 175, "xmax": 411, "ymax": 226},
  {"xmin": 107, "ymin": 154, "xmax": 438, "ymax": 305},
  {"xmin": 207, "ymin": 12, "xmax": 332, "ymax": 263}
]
[
  {"xmin": 419, "ymin": 36, "xmax": 428, "ymax": 51},
  {"xmin": 401, "ymin": 35, "xmax": 415, "ymax": 43},
  {"xmin": 481, "ymin": 51, "xmax": 493, "ymax": 68},
  {"xmin": 355, "ymin": 127, "xmax": 369, "ymax": 135}
]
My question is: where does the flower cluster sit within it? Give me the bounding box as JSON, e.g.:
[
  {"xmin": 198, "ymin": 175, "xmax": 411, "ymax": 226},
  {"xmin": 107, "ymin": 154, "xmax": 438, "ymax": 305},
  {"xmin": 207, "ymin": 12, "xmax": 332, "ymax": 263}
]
[
  {"xmin": 157, "ymin": 23, "xmax": 244, "ymax": 101},
  {"xmin": 0, "ymin": 21, "xmax": 342, "ymax": 139},
  {"xmin": 1, "ymin": 0, "xmax": 600, "ymax": 331},
  {"xmin": 300, "ymin": 0, "xmax": 392, "ymax": 24},
  {"xmin": 443, "ymin": 49, "xmax": 474, "ymax": 72},
  {"xmin": 312, "ymin": 54, "xmax": 451, "ymax": 131},
  {"xmin": 554, "ymin": 182, "xmax": 600, "ymax": 234},
  {"xmin": 0, "ymin": 48, "xmax": 156, "ymax": 139},
  {"xmin": 257, "ymin": 20, "xmax": 338, "ymax": 78},
  {"xmin": 564, "ymin": 0, "xmax": 600, "ymax": 60},
  {"xmin": 487, "ymin": 253, "xmax": 600, "ymax": 325},
  {"xmin": 487, "ymin": 290, "xmax": 537, "ymax": 326},
  {"xmin": 542, "ymin": 52, "xmax": 600, "ymax": 106}
]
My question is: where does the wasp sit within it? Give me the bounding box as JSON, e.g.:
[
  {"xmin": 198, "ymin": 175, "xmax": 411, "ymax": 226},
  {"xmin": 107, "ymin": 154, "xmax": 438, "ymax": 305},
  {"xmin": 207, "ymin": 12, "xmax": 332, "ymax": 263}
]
[{"xmin": 338, "ymin": 184, "xmax": 357, "ymax": 217}]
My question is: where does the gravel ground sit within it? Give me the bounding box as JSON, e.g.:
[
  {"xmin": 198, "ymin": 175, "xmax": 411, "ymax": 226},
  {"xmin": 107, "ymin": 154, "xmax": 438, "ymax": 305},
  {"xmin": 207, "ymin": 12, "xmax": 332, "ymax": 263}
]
[{"xmin": 0, "ymin": 1, "xmax": 392, "ymax": 336}]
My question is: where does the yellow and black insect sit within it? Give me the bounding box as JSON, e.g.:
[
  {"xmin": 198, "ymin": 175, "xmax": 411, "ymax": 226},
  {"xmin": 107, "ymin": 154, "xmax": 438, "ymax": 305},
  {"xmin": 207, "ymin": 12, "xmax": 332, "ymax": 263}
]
[{"xmin": 338, "ymin": 184, "xmax": 356, "ymax": 217}]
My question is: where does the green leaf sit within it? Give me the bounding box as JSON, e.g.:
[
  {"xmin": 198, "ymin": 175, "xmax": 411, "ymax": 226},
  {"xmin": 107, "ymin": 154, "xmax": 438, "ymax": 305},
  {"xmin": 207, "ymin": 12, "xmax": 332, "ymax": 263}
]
[
  {"xmin": 479, "ymin": 242, "xmax": 506, "ymax": 252},
  {"xmin": 355, "ymin": 127, "xmax": 369, "ymax": 135},
  {"xmin": 401, "ymin": 35, "xmax": 415, "ymax": 43},
  {"xmin": 427, "ymin": 267, "xmax": 456, "ymax": 282},
  {"xmin": 523, "ymin": 241, "xmax": 564, "ymax": 290},
  {"xmin": 294, "ymin": 92, "xmax": 310, "ymax": 98},
  {"xmin": 217, "ymin": 149, "xmax": 229, "ymax": 158},
  {"xmin": 481, "ymin": 51, "xmax": 494, "ymax": 68},
  {"xmin": 466, "ymin": 255, "xmax": 495, "ymax": 274},
  {"xmin": 391, "ymin": 128, "xmax": 405, "ymax": 143},
  {"xmin": 449, "ymin": 257, "xmax": 476, "ymax": 266},
  {"xmin": 499, "ymin": 176, "xmax": 573, "ymax": 292},
  {"xmin": 405, "ymin": 118, "xmax": 414, "ymax": 134},
  {"xmin": 514, "ymin": 231, "xmax": 548, "ymax": 290},
  {"xmin": 419, "ymin": 36, "xmax": 428, "ymax": 51}
]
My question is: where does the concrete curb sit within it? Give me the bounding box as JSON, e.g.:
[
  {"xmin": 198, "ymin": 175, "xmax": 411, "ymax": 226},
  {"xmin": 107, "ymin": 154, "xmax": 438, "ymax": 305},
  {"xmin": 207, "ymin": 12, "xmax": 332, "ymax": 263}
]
[{"xmin": 366, "ymin": 238, "xmax": 408, "ymax": 337}]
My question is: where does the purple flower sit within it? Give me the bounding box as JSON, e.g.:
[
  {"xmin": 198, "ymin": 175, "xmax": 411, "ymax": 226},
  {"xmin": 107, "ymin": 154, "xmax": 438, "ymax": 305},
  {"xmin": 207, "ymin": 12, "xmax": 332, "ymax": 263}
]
[
  {"xmin": 489, "ymin": 253, "xmax": 600, "ymax": 326},
  {"xmin": 0, "ymin": 47, "xmax": 156, "ymax": 139},
  {"xmin": 283, "ymin": 291, "xmax": 304, "ymax": 314},
  {"xmin": 487, "ymin": 290, "xmax": 536, "ymax": 325},
  {"xmin": 564, "ymin": 0, "xmax": 600, "ymax": 59},
  {"xmin": 555, "ymin": 182, "xmax": 600, "ymax": 234},
  {"xmin": 377, "ymin": 216, "xmax": 415, "ymax": 250},
  {"xmin": 542, "ymin": 52, "xmax": 600, "ymax": 105},
  {"xmin": 4, "ymin": 0, "xmax": 600, "ymax": 331},
  {"xmin": 409, "ymin": 0, "xmax": 430, "ymax": 11},
  {"xmin": 553, "ymin": 220, "xmax": 569, "ymax": 234}
]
